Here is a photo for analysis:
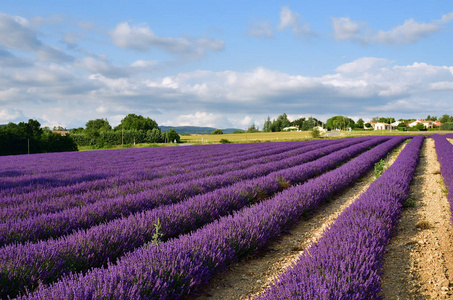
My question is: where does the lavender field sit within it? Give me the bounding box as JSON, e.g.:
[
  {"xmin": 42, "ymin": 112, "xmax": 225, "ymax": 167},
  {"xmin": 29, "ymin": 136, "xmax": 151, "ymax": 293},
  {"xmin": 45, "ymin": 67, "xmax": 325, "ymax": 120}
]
[{"xmin": 1, "ymin": 135, "xmax": 452, "ymax": 299}]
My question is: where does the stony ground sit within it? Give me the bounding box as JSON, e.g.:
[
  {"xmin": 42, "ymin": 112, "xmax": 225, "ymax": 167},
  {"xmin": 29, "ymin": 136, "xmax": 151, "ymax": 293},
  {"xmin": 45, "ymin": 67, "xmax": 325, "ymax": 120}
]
[
  {"xmin": 188, "ymin": 141, "xmax": 411, "ymax": 300},
  {"xmin": 380, "ymin": 138, "xmax": 453, "ymax": 299}
]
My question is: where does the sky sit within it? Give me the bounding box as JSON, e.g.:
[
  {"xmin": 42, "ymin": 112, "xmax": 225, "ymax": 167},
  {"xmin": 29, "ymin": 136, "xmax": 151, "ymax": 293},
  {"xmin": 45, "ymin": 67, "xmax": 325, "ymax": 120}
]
[{"xmin": 1, "ymin": 1, "xmax": 453, "ymax": 129}]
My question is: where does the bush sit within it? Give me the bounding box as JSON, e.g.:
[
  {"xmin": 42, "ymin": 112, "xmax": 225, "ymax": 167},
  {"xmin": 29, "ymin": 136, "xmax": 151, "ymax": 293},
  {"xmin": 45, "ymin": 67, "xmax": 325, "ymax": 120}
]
[
  {"xmin": 233, "ymin": 130, "xmax": 245, "ymax": 134},
  {"xmin": 219, "ymin": 139, "xmax": 231, "ymax": 144},
  {"xmin": 440, "ymin": 122, "xmax": 453, "ymax": 130},
  {"xmin": 211, "ymin": 129, "xmax": 223, "ymax": 135},
  {"xmin": 310, "ymin": 127, "xmax": 320, "ymax": 138}
]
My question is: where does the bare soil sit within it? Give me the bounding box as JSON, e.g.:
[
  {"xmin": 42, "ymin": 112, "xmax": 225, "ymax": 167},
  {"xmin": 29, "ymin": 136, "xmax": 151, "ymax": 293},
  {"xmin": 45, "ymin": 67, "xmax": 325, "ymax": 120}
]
[
  {"xmin": 380, "ymin": 138, "xmax": 453, "ymax": 299},
  {"xmin": 188, "ymin": 142, "xmax": 407, "ymax": 300}
]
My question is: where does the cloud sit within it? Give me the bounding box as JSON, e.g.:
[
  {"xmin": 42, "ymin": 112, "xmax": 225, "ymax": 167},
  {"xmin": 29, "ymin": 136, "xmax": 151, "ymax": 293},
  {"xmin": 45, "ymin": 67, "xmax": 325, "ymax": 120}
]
[
  {"xmin": 110, "ymin": 22, "xmax": 224, "ymax": 59},
  {"xmin": 248, "ymin": 20, "xmax": 273, "ymax": 38},
  {"xmin": 165, "ymin": 111, "xmax": 225, "ymax": 127},
  {"xmin": 335, "ymin": 57, "xmax": 392, "ymax": 74},
  {"xmin": 278, "ymin": 6, "xmax": 312, "ymax": 35},
  {"xmin": 0, "ymin": 12, "xmax": 72, "ymax": 62},
  {"xmin": 332, "ymin": 11, "xmax": 453, "ymax": 44},
  {"xmin": 0, "ymin": 107, "xmax": 24, "ymax": 122}
]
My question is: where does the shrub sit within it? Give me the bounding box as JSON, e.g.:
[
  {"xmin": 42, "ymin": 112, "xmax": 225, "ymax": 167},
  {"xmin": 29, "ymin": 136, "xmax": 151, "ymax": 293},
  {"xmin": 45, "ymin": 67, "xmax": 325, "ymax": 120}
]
[
  {"xmin": 310, "ymin": 127, "xmax": 320, "ymax": 138},
  {"xmin": 219, "ymin": 138, "xmax": 231, "ymax": 144},
  {"xmin": 440, "ymin": 122, "xmax": 453, "ymax": 130},
  {"xmin": 211, "ymin": 129, "xmax": 223, "ymax": 135}
]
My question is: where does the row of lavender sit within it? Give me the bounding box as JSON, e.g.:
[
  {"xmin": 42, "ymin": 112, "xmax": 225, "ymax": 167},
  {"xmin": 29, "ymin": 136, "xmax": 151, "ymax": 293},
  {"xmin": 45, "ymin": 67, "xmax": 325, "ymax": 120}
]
[
  {"xmin": 0, "ymin": 138, "xmax": 369, "ymax": 246},
  {"xmin": 260, "ymin": 135, "xmax": 423, "ymax": 299},
  {"xmin": 1, "ymin": 141, "xmax": 305, "ymax": 199},
  {"xmin": 0, "ymin": 141, "xmax": 321, "ymax": 220},
  {"xmin": 432, "ymin": 134, "xmax": 453, "ymax": 225},
  {"xmin": 0, "ymin": 141, "xmax": 302, "ymax": 197},
  {"xmin": 0, "ymin": 136, "xmax": 389, "ymax": 298},
  {"xmin": 17, "ymin": 136, "xmax": 408, "ymax": 299}
]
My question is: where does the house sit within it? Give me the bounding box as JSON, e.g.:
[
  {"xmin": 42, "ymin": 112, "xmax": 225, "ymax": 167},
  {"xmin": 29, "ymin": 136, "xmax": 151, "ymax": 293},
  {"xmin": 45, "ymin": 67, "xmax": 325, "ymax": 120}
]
[
  {"xmin": 282, "ymin": 126, "xmax": 299, "ymax": 131},
  {"xmin": 374, "ymin": 122, "xmax": 391, "ymax": 130},
  {"xmin": 391, "ymin": 121, "xmax": 404, "ymax": 127},
  {"xmin": 408, "ymin": 120, "xmax": 422, "ymax": 127},
  {"xmin": 433, "ymin": 121, "xmax": 442, "ymax": 128},
  {"xmin": 420, "ymin": 120, "xmax": 434, "ymax": 129}
]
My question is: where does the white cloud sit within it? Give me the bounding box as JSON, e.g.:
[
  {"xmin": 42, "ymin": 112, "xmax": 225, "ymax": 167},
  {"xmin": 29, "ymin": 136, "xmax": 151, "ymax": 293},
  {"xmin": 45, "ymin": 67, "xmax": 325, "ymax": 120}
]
[
  {"xmin": 332, "ymin": 17, "xmax": 363, "ymax": 41},
  {"xmin": 335, "ymin": 57, "xmax": 392, "ymax": 74},
  {"xmin": 374, "ymin": 19, "xmax": 439, "ymax": 44},
  {"xmin": 110, "ymin": 22, "xmax": 224, "ymax": 59},
  {"xmin": 0, "ymin": 12, "xmax": 72, "ymax": 62},
  {"xmin": 332, "ymin": 11, "xmax": 453, "ymax": 45},
  {"xmin": 248, "ymin": 20, "xmax": 273, "ymax": 38},
  {"xmin": 167, "ymin": 111, "xmax": 224, "ymax": 127},
  {"xmin": 278, "ymin": 6, "xmax": 312, "ymax": 35},
  {"xmin": 0, "ymin": 107, "xmax": 24, "ymax": 122}
]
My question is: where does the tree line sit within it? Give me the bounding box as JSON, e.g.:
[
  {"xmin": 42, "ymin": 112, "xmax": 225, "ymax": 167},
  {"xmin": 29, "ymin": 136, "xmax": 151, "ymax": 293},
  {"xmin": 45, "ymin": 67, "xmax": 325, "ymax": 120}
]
[
  {"xmin": 70, "ymin": 114, "xmax": 180, "ymax": 148},
  {"xmin": 0, "ymin": 120, "xmax": 78, "ymax": 156}
]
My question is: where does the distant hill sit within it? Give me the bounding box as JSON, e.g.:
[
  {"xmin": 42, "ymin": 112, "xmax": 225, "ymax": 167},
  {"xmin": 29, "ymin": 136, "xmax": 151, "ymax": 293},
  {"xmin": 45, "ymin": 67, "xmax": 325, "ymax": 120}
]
[{"xmin": 159, "ymin": 126, "xmax": 244, "ymax": 135}]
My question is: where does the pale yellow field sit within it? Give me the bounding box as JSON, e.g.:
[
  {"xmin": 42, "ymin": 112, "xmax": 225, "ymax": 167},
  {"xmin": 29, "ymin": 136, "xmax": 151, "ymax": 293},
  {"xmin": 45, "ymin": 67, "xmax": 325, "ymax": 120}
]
[
  {"xmin": 180, "ymin": 131, "xmax": 312, "ymax": 144},
  {"xmin": 180, "ymin": 129, "xmax": 442, "ymax": 144}
]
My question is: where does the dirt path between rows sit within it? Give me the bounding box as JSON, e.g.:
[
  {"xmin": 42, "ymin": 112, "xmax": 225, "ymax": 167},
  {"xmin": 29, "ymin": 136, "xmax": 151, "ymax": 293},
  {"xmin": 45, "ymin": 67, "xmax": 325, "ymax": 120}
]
[
  {"xmin": 188, "ymin": 142, "xmax": 406, "ymax": 300},
  {"xmin": 380, "ymin": 138, "xmax": 453, "ymax": 299}
]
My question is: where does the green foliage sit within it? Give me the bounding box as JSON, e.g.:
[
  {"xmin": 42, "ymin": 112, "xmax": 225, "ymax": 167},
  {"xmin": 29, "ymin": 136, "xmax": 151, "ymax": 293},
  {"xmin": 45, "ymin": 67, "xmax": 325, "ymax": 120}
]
[
  {"xmin": 263, "ymin": 116, "xmax": 272, "ymax": 132},
  {"xmin": 310, "ymin": 127, "xmax": 320, "ymax": 138},
  {"xmin": 164, "ymin": 129, "xmax": 180, "ymax": 143},
  {"xmin": 219, "ymin": 138, "xmax": 231, "ymax": 144},
  {"xmin": 263, "ymin": 114, "xmax": 321, "ymax": 132},
  {"xmin": 356, "ymin": 118, "xmax": 364, "ymax": 128},
  {"xmin": 414, "ymin": 123, "xmax": 426, "ymax": 131},
  {"xmin": 114, "ymin": 114, "xmax": 159, "ymax": 131},
  {"xmin": 439, "ymin": 114, "xmax": 453, "ymax": 124},
  {"xmin": 364, "ymin": 122, "xmax": 372, "ymax": 128},
  {"xmin": 233, "ymin": 130, "xmax": 245, "ymax": 134},
  {"xmin": 246, "ymin": 123, "xmax": 259, "ymax": 133},
  {"xmin": 152, "ymin": 219, "xmax": 163, "ymax": 246},
  {"xmin": 0, "ymin": 120, "xmax": 77, "ymax": 156},
  {"xmin": 374, "ymin": 158, "xmax": 388, "ymax": 178},
  {"xmin": 211, "ymin": 128, "xmax": 223, "ymax": 135},
  {"xmin": 85, "ymin": 118, "xmax": 111, "ymax": 132},
  {"xmin": 326, "ymin": 116, "xmax": 355, "ymax": 130},
  {"xmin": 42, "ymin": 132, "xmax": 78, "ymax": 152},
  {"xmin": 402, "ymin": 196, "xmax": 416, "ymax": 208},
  {"xmin": 440, "ymin": 122, "xmax": 453, "ymax": 130}
]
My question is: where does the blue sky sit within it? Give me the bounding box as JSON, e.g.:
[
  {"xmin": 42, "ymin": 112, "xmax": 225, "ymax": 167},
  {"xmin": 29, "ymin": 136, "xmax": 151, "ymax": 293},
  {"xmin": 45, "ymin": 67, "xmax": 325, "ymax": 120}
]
[{"xmin": 1, "ymin": 1, "xmax": 453, "ymax": 129}]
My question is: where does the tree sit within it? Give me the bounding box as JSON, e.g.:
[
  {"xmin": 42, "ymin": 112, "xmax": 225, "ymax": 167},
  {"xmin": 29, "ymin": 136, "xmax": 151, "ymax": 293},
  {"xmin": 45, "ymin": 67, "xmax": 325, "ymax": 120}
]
[
  {"xmin": 246, "ymin": 123, "xmax": 259, "ymax": 133},
  {"xmin": 310, "ymin": 127, "xmax": 320, "ymax": 138},
  {"xmin": 276, "ymin": 113, "xmax": 291, "ymax": 130},
  {"xmin": 85, "ymin": 119, "xmax": 111, "ymax": 132},
  {"xmin": 291, "ymin": 117, "xmax": 306, "ymax": 129},
  {"xmin": 426, "ymin": 115, "xmax": 438, "ymax": 121},
  {"xmin": 114, "ymin": 114, "xmax": 158, "ymax": 131},
  {"xmin": 440, "ymin": 114, "xmax": 453, "ymax": 124},
  {"xmin": 211, "ymin": 129, "xmax": 223, "ymax": 135},
  {"xmin": 165, "ymin": 129, "xmax": 180, "ymax": 143},
  {"xmin": 356, "ymin": 118, "xmax": 364, "ymax": 129},
  {"xmin": 377, "ymin": 117, "xmax": 395, "ymax": 124},
  {"xmin": 414, "ymin": 123, "xmax": 426, "ymax": 131},
  {"xmin": 326, "ymin": 116, "xmax": 354, "ymax": 130},
  {"xmin": 364, "ymin": 123, "xmax": 372, "ymax": 128},
  {"xmin": 263, "ymin": 116, "xmax": 272, "ymax": 132}
]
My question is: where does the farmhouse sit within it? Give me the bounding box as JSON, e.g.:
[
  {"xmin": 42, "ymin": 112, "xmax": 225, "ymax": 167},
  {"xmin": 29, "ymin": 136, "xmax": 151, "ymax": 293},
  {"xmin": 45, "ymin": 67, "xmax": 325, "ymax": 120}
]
[{"xmin": 373, "ymin": 122, "xmax": 392, "ymax": 130}]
